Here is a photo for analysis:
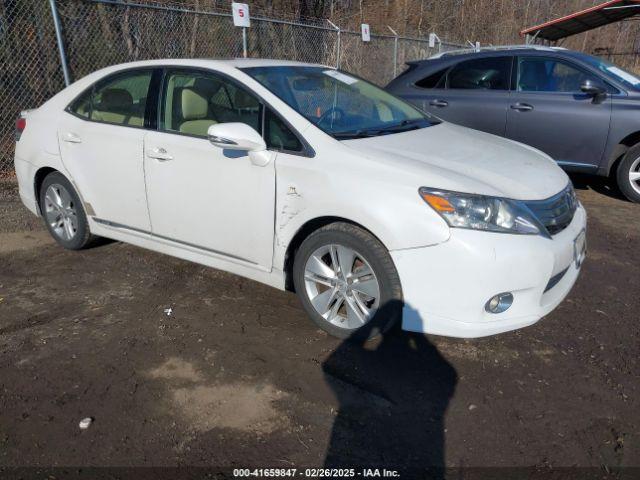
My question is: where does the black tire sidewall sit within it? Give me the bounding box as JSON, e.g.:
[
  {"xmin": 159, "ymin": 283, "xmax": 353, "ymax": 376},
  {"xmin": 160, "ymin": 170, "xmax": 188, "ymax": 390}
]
[
  {"xmin": 617, "ymin": 145, "xmax": 640, "ymax": 203},
  {"xmin": 39, "ymin": 172, "xmax": 92, "ymax": 250},
  {"xmin": 293, "ymin": 223, "xmax": 403, "ymax": 340}
]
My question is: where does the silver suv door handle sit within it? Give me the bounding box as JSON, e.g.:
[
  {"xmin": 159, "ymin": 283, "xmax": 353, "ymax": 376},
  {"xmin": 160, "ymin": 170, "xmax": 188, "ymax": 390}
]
[
  {"xmin": 147, "ymin": 147, "xmax": 174, "ymax": 161},
  {"xmin": 62, "ymin": 132, "xmax": 82, "ymax": 143},
  {"xmin": 510, "ymin": 103, "xmax": 534, "ymax": 112},
  {"xmin": 429, "ymin": 99, "xmax": 449, "ymax": 108}
]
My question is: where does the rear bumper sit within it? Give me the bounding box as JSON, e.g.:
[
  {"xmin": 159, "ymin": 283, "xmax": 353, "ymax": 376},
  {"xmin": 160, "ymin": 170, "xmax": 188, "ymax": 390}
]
[
  {"xmin": 392, "ymin": 205, "xmax": 587, "ymax": 338},
  {"xmin": 14, "ymin": 156, "xmax": 39, "ymax": 216}
]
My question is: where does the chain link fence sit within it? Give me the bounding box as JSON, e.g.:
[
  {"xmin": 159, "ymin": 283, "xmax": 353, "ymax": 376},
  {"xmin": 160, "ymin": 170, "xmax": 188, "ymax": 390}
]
[
  {"xmin": 0, "ymin": 0, "xmax": 467, "ymax": 173},
  {"xmin": 1, "ymin": 0, "xmax": 67, "ymax": 175}
]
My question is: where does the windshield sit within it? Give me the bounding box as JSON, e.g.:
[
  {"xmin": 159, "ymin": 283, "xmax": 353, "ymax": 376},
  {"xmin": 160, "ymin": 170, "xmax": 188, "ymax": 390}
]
[
  {"xmin": 577, "ymin": 54, "xmax": 640, "ymax": 91},
  {"xmin": 242, "ymin": 66, "xmax": 438, "ymax": 139}
]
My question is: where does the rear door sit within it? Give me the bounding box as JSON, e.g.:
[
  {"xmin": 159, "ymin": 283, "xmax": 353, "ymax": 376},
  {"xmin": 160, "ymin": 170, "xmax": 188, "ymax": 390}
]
[
  {"xmin": 505, "ymin": 55, "xmax": 612, "ymax": 169},
  {"xmin": 58, "ymin": 68, "xmax": 156, "ymax": 231},
  {"xmin": 414, "ymin": 56, "xmax": 513, "ymax": 136}
]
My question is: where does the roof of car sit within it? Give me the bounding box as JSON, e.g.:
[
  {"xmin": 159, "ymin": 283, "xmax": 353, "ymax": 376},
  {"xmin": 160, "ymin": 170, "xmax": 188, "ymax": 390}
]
[
  {"xmin": 427, "ymin": 45, "xmax": 568, "ymax": 60},
  {"xmin": 403, "ymin": 46, "xmax": 597, "ymax": 70},
  {"xmin": 104, "ymin": 58, "xmax": 330, "ymax": 70}
]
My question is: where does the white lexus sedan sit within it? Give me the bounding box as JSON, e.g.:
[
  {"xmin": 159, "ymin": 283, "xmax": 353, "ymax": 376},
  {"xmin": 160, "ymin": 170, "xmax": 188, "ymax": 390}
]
[{"xmin": 14, "ymin": 59, "xmax": 586, "ymax": 339}]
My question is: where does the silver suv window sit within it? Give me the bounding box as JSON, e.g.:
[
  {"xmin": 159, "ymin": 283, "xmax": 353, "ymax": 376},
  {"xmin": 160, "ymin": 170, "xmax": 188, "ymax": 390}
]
[
  {"xmin": 517, "ymin": 57, "xmax": 598, "ymax": 93},
  {"xmin": 446, "ymin": 57, "xmax": 511, "ymax": 90}
]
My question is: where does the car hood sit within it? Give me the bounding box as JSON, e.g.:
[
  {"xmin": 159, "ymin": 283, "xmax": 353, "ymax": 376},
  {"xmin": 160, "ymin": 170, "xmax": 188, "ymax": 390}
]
[{"xmin": 342, "ymin": 122, "xmax": 569, "ymax": 201}]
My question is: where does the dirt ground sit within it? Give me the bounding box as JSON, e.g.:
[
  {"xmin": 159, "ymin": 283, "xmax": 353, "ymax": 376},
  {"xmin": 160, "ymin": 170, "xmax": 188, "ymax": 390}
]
[{"xmin": 0, "ymin": 175, "xmax": 638, "ymax": 475}]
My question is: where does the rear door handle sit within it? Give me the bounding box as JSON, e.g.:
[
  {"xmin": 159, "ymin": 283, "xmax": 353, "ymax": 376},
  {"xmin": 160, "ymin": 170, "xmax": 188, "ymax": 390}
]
[
  {"xmin": 429, "ymin": 99, "xmax": 449, "ymax": 108},
  {"xmin": 62, "ymin": 132, "xmax": 82, "ymax": 143},
  {"xmin": 510, "ymin": 103, "xmax": 534, "ymax": 112},
  {"xmin": 147, "ymin": 147, "xmax": 174, "ymax": 161}
]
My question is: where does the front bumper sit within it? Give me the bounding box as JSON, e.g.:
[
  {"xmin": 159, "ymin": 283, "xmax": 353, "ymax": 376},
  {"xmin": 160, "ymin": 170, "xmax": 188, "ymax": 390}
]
[{"xmin": 391, "ymin": 205, "xmax": 587, "ymax": 338}]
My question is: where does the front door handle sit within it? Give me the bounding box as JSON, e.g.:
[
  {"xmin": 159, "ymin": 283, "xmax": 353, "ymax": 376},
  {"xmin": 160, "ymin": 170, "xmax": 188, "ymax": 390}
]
[
  {"xmin": 147, "ymin": 147, "xmax": 174, "ymax": 161},
  {"xmin": 429, "ymin": 99, "xmax": 449, "ymax": 108},
  {"xmin": 62, "ymin": 132, "xmax": 82, "ymax": 143},
  {"xmin": 510, "ymin": 103, "xmax": 534, "ymax": 112}
]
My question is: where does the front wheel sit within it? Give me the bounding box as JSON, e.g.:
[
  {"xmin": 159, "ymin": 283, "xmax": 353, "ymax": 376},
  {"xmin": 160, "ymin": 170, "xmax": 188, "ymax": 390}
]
[
  {"xmin": 616, "ymin": 145, "xmax": 640, "ymax": 203},
  {"xmin": 293, "ymin": 222, "xmax": 403, "ymax": 340}
]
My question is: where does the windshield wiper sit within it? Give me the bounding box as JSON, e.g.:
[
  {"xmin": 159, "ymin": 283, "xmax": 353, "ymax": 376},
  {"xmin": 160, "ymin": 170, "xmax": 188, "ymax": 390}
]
[
  {"xmin": 332, "ymin": 129, "xmax": 379, "ymax": 139},
  {"xmin": 333, "ymin": 119, "xmax": 426, "ymax": 139},
  {"xmin": 374, "ymin": 119, "xmax": 427, "ymax": 133}
]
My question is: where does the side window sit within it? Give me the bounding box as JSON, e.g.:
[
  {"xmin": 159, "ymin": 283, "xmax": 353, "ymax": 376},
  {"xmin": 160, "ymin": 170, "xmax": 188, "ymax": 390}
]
[
  {"xmin": 69, "ymin": 70, "xmax": 152, "ymax": 126},
  {"xmin": 447, "ymin": 57, "xmax": 511, "ymax": 90},
  {"xmin": 265, "ymin": 109, "xmax": 303, "ymax": 152},
  {"xmin": 414, "ymin": 68, "xmax": 447, "ymax": 89},
  {"xmin": 69, "ymin": 89, "xmax": 92, "ymax": 119},
  {"xmin": 160, "ymin": 70, "xmax": 262, "ymax": 138},
  {"xmin": 518, "ymin": 57, "xmax": 596, "ymax": 93}
]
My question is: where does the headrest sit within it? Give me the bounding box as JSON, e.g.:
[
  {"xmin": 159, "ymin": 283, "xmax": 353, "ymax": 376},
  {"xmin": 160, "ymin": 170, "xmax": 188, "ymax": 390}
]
[
  {"xmin": 180, "ymin": 87, "xmax": 208, "ymax": 120},
  {"xmin": 193, "ymin": 77, "xmax": 222, "ymax": 97},
  {"xmin": 100, "ymin": 88, "xmax": 133, "ymax": 110},
  {"xmin": 234, "ymin": 89, "xmax": 257, "ymax": 109}
]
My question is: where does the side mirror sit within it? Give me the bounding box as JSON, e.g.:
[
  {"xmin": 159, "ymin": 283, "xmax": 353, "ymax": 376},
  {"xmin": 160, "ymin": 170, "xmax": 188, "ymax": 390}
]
[
  {"xmin": 207, "ymin": 123, "xmax": 266, "ymax": 152},
  {"xmin": 580, "ymin": 79, "xmax": 606, "ymax": 97}
]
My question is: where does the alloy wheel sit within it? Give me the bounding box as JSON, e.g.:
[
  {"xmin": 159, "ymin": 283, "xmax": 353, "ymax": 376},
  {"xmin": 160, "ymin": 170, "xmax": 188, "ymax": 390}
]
[
  {"xmin": 44, "ymin": 183, "xmax": 78, "ymax": 241},
  {"xmin": 303, "ymin": 244, "xmax": 380, "ymax": 330},
  {"xmin": 630, "ymin": 157, "xmax": 640, "ymax": 196}
]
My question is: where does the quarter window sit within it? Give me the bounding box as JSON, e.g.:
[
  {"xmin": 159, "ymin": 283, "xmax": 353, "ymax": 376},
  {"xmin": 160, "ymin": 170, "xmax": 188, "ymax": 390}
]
[
  {"xmin": 447, "ymin": 57, "xmax": 511, "ymax": 90},
  {"xmin": 265, "ymin": 109, "xmax": 303, "ymax": 152},
  {"xmin": 517, "ymin": 57, "xmax": 597, "ymax": 93},
  {"xmin": 160, "ymin": 71, "xmax": 262, "ymax": 138},
  {"xmin": 415, "ymin": 68, "xmax": 447, "ymax": 89},
  {"xmin": 70, "ymin": 70, "xmax": 152, "ymax": 126}
]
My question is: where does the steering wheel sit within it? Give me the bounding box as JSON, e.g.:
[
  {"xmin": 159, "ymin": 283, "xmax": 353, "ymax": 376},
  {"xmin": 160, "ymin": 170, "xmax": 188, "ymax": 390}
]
[{"xmin": 317, "ymin": 106, "xmax": 346, "ymax": 128}]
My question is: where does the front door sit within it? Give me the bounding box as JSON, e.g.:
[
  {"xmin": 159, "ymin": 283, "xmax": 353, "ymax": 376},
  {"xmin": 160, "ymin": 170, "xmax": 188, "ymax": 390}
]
[
  {"xmin": 58, "ymin": 68, "xmax": 155, "ymax": 231},
  {"xmin": 143, "ymin": 68, "xmax": 276, "ymax": 268},
  {"xmin": 505, "ymin": 56, "xmax": 612, "ymax": 169}
]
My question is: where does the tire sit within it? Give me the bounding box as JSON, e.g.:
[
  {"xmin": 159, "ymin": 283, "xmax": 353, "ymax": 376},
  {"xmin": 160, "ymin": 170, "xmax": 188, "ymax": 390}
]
[
  {"xmin": 39, "ymin": 171, "xmax": 97, "ymax": 250},
  {"xmin": 293, "ymin": 222, "xmax": 403, "ymax": 340},
  {"xmin": 616, "ymin": 144, "xmax": 640, "ymax": 203}
]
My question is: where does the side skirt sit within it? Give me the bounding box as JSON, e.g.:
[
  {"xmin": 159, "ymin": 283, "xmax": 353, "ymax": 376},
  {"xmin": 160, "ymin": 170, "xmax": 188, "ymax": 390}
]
[
  {"xmin": 556, "ymin": 161, "xmax": 599, "ymax": 174},
  {"xmin": 88, "ymin": 218, "xmax": 286, "ymax": 291}
]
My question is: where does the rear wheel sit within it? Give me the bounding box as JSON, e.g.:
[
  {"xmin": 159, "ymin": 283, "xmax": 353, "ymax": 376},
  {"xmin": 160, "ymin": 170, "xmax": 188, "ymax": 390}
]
[
  {"xmin": 616, "ymin": 145, "xmax": 640, "ymax": 203},
  {"xmin": 39, "ymin": 172, "xmax": 97, "ymax": 250},
  {"xmin": 293, "ymin": 222, "xmax": 402, "ymax": 340}
]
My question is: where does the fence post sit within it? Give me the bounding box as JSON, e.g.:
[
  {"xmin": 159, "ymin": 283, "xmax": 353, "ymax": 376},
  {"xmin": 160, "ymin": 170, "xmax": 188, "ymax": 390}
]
[
  {"xmin": 48, "ymin": 0, "xmax": 71, "ymax": 86},
  {"xmin": 242, "ymin": 27, "xmax": 248, "ymax": 58},
  {"xmin": 387, "ymin": 26, "xmax": 398, "ymax": 78},
  {"xmin": 327, "ymin": 20, "xmax": 340, "ymax": 68}
]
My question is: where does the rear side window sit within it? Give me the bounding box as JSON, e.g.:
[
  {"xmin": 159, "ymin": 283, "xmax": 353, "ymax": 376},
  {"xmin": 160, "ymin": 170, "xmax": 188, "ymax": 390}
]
[
  {"xmin": 517, "ymin": 57, "xmax": 598, "ymax": 93},
  {"xmin": 69, "ymin": 70, "xmax": 152, "ymax": 127},
  {"xmin": 415, "ymin": 68, "xmax": 447, "ymax": 89},
  {"xmin": 447, "ymin": 57, "xmax": 511, "ymax": 90}
]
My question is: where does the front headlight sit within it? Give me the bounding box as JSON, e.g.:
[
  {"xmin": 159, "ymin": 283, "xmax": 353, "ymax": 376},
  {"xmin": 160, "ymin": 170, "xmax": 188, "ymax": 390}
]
[{"xmin": 419, "ymin": 187, "xmax": 543, "ymax": 235}]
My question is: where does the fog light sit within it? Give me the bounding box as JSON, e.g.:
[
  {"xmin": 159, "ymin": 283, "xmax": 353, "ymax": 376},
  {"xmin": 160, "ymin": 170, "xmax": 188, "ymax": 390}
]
[{"xmin": 485, "ymin": 292, "xmax": 513, "ymax": 314}]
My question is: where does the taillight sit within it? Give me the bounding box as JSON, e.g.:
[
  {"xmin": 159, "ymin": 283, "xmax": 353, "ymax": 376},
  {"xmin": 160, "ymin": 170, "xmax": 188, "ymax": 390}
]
[{"xmin": 15, "ymin": 116, "xmax": 27, "ymax": 142}]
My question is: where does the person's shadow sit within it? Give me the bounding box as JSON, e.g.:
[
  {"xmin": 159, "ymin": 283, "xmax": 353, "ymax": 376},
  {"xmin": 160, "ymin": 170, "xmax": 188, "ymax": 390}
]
[{"xmin": 322, "ymin": 301, "xmax": 457, "ymax": 473}]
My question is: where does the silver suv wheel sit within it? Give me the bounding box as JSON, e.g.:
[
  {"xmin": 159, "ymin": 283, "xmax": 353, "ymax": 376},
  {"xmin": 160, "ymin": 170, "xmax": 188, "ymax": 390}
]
[{"xmin": 629, "ymin": 157, "xmax": 640, "ymax": 196}]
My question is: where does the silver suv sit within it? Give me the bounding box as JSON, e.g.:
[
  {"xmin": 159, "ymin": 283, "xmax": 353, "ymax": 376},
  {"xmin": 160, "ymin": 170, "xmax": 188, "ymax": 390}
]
[{"xmin": 386, "ymin": 46, "xmax": 640, "ymax": 203}]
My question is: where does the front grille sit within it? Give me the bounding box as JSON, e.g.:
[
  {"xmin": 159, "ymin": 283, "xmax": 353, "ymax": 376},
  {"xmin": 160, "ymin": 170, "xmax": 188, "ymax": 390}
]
[{"xmin": 525, "ymin": 184, "xmax": 578, "ymax": 236}]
